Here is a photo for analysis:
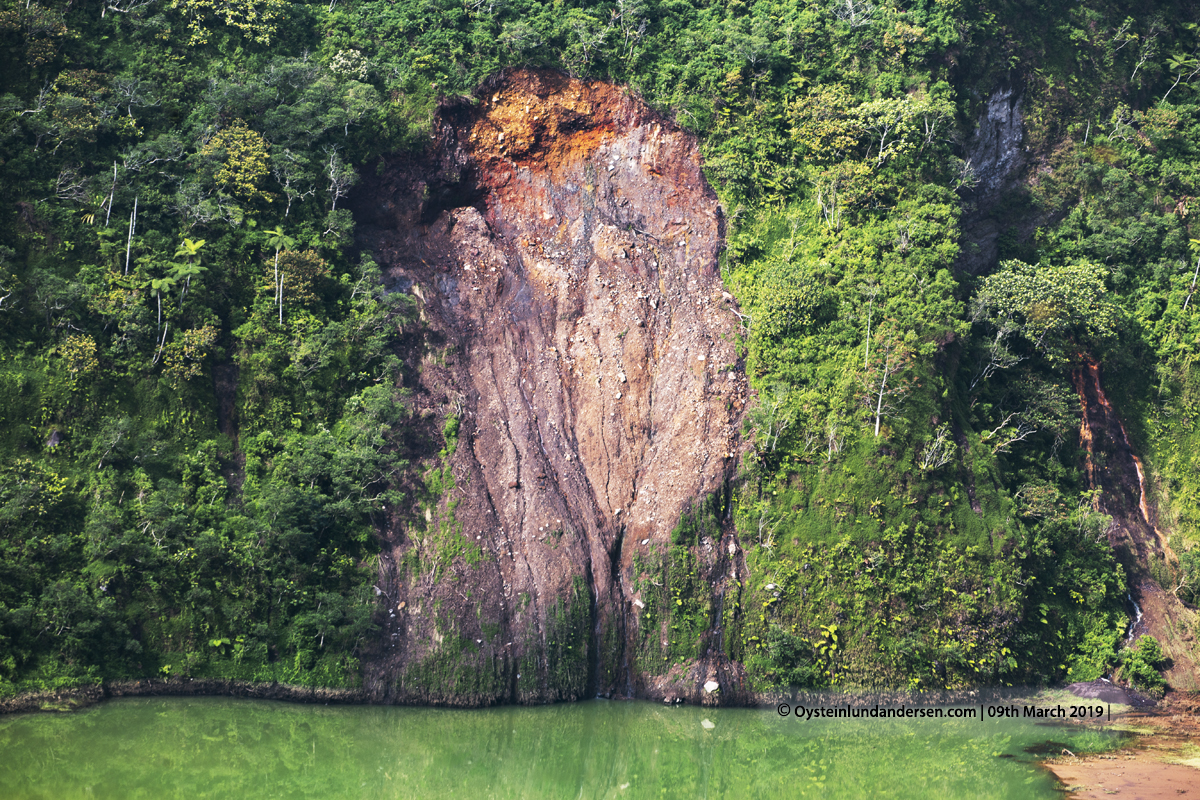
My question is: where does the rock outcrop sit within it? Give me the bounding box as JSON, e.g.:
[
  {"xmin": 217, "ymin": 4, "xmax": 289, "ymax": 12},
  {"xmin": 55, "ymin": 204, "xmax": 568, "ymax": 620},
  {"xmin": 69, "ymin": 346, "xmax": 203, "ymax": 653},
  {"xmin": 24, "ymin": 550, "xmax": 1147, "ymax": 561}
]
[
  {"xmin": 351, "ymin": 69, "xmax": 749, "ymax": 705},
  {"xmin": 956, "ymin": 85, "xmax": 1029, "ymax": 275}
]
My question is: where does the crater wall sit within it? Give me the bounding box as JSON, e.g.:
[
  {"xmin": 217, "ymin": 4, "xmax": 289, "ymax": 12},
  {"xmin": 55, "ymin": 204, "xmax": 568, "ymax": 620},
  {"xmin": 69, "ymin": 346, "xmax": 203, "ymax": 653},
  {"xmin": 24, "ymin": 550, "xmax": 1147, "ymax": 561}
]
[{"xmin": 352, "ymin": 69, "xmax": 750, "ymax": 704}]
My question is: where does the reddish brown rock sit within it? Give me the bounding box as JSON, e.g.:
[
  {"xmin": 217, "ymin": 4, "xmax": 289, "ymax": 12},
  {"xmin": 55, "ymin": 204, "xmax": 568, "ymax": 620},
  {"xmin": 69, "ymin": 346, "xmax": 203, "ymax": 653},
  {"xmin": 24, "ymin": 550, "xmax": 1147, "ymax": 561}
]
[
  {"xmin": 353, "ymin": 69, "xmax": 749, "ymax": 705},
  {"xmin": 1073, "ymin": 361, "xmax": 1200, "ymax": 691}
]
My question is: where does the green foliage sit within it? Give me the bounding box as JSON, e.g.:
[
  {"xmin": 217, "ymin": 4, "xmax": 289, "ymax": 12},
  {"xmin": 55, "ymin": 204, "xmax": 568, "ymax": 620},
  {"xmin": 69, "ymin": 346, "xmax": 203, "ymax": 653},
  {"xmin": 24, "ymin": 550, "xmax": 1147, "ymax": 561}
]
[
  {"xmin": 974, "ymin": 260, "xmax": 1121, "ymax": 366},
  {"xmin": 0, "ymin": 2, "xmax": 410, "ymax": 687},
  {"xmin": 4, "ymin": 0, "xmax": 1200, "ymax": 697},
  {"xmin": 168, "ymin": 0, "xmax": 287, "ymax": 46},
  {"xmin": 1118, "ymin": 635, "xmax": 1168, "ymax": 696},
  {"xmin": 632, "ymin": 497, "xmax": 723, "ymax": 674}
]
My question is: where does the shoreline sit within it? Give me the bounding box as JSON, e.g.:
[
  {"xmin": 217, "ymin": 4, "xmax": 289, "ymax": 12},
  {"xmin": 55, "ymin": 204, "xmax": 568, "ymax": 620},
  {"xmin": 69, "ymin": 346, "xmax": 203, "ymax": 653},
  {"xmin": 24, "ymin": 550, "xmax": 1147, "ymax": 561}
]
[
  {"xmin": 1041, "ymin": 692, "xmax": 1200, "ymax": 798},
  {"xmin": 8, "ymin": 678, "xmax": 1197, "ymax": 794},
  {"xmin": 0, "ymin": 679, "xmax": 367, "ymax": 715},
  {"xmin": 0, "ymin": 676, "xmax": 1169, "ymax": 716}
]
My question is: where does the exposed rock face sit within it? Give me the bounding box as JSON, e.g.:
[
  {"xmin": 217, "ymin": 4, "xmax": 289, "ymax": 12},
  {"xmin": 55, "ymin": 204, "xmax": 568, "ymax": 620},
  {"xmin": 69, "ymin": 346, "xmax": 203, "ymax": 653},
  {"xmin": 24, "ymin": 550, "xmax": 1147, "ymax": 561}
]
[
  {"xmin": 966, "ymin": 86, "xmax": 1025, "ymax": 199},
  {"xmin": 352, "ymin": 70, "xmax": 748, "ymax": 704},
  {"xmin": 956, "ymin": 85, "xmax": 1028, "ymax": 275},
  {"xmin": 1074, "ymin": 362, "xmax": 1199, "ymax": 691}
]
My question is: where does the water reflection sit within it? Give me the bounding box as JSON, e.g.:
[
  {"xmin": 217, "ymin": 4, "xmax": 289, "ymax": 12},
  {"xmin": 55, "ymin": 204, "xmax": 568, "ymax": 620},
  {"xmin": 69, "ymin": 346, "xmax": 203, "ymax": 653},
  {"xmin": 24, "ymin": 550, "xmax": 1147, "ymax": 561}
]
[{"xmin": 0, "ymin": 697, "xmax": 1120, "ymax": 799}]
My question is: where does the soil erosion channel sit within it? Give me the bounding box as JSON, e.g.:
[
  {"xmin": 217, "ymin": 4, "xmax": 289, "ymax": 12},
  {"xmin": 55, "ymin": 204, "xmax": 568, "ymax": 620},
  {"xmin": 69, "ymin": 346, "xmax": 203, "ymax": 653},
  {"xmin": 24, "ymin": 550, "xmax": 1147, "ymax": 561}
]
[
  {"xmin": 351, "ymin": 69, "xmax": 749, "ymax": 705},
  {"xmin": 1074, "ymin": 361, "xmax": 1199, "ymax": 689}
]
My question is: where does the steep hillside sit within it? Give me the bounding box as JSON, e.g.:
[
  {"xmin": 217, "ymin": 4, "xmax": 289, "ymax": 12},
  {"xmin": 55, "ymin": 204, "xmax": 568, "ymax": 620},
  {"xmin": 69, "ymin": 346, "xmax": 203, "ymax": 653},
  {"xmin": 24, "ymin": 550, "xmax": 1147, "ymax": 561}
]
[
  {"xmin": 3, "ymin": 0, "xmax": 1200, "ymax": 705},
  {"xmin": 352, "ymin": 69, "xmax": 747, "ymax": 703},
  {"xmin": 1075, "ymin": 362, "xmax": 1199, "ymax": 690}
]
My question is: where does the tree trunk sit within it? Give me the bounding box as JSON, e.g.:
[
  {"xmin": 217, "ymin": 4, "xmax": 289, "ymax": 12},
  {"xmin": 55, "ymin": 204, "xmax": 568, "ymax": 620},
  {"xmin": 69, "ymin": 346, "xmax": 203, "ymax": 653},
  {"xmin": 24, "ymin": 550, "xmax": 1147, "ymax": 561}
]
[
  {"xmin": 874, "ymin": 352, "xmax": 889, "ymax": 437},
  {"xmin": 1182, "ymin": 255, "xmax": 1200, "ymax": 313},
  {"xmin": 124, "ymin": 196, "xmax": 137, "ymax": 275}
]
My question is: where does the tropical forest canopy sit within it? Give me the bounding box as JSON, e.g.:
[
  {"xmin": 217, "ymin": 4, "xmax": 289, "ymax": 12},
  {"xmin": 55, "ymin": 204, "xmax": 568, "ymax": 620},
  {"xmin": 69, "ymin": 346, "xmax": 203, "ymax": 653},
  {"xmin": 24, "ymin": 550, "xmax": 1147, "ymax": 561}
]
[{"xmin": 2, "ymin": 0, "xmax": 1200, "ymax": 697}]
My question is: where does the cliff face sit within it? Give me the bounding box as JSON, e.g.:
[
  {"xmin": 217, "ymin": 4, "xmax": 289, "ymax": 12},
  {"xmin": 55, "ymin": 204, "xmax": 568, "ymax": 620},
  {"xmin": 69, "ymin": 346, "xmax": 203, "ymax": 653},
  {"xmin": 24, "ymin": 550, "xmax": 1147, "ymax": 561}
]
[
  {"xmin": 352, "ymin": 70, "xmax": 749, "ymax": 704},
  {"xmin": 956, "ymin": 85, "xmax": 1028, "ymax": 276}
]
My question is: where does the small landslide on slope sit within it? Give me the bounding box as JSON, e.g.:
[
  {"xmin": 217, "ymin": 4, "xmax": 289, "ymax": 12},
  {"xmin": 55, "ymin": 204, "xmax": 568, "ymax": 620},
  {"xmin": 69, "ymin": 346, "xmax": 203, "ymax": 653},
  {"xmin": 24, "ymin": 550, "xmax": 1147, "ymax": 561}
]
[
  {"xmin": 1073, "ymin": 361, "xmax": 1199, "ymax": 691},
  {"xmin": 351, "ymin": 69, "xmax": 750, "ymax": 705}
]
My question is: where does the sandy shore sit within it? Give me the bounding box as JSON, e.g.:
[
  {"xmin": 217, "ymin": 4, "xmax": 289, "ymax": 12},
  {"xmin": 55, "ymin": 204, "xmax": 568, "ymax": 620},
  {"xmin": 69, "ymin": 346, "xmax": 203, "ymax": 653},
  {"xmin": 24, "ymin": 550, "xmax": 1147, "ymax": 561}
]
[
  {"xmin": 1048, "ymin": 751, "xmax": 1200, "ymax": 798},
  {"xmin": 1043, "ymin": 692, "xmax": 1200, "ymax": 799}
]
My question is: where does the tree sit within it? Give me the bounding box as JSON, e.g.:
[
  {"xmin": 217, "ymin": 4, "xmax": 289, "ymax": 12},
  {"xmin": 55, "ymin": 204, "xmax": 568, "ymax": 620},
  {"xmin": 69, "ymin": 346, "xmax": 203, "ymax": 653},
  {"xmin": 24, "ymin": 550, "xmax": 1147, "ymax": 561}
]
[
  {"xmin": 789, "ymin": 84, "xmax": 861, "ymax": 165},
  {"xmin": 162, "ymin": 324, "xmax": 218, "ymax": 388},
  {"xmin": 264, "ymin": 227, "xmax": 296, "ymax": 323},
  {"xmin": 918, "ymin": 423, "xmax": 957, "ymax": 471},
  {"xmin": 973, "ymin": 260, "xmax": 1121, "ymax": 366},
  {"xmin": 0, "ymin": 246, "xmax": 16, "ymax": 313},
  {"xmin": 1182, "ymin": 239, "xmax": 1200, "ymax": 313},
  {"xmin": 977, "ymin": 376, "xmax": 1075, "ymax": 455},
  {"xmin": 860, "ymin": 282, "xmax": 880, "ymax": 369},
  {"xmin": 833, "ymin": 0, "xmax": 875, "ymax": 28},
  {"xmin": 753, "ymin": 258, "xmax": 833, "ymax": 341},
  {"xmin": 968, "ymin": 320, "xmax": 1023, "ymax": 394},
  {"xmin": 267, "ymin": 249, "xmax": 328, "ymax": 326},
  {"xmin": 60, "ymin": 335, "xmax": 99, "ymax": 389},
  {"xmin": 560, "ymin": 8, "xmax": 611, "ymax": 77},
  {"xmin": 1119, "ymin": 635, "xmax": 1167, "ymax": 695},
  {"xmin": 202, "ymin": 121, "xmax": 271, "ymax": 201},
  {"xmin": 611, "ymin": 0, "xmax": 648, "ymax": 68},
  {"xmin": 0, "ymin": 3, "xmax": 68, "ymax": 67},
  {"xmin": 1162, "ymin": 27, "xmax": 1200, "ymax": 102},
  {"xmin": 148, "ymin": 275, "xmax": 177, "ymax": 331},
  {"xmin": 1175, "ymin": 547, "xmax": 1200, "ymax": 603},
  {"xmin": 750, "ymin": 383, "xmax": 796, "ymax": 454},
  {"xmin": 167, "ymin": 0, "xmax": 286, "ymax": 46},
  {"xmin": 170, "ymin": 238, "xmax": 207, "ymax": 303},
  {"xmin": 863, "ymin": 331, "xmax": 913, "ymax": 438},
  {"xmin": 790, "ymin": 89, "xmax": 953, "ymax": 167},
  {"xmin": 323, "ymin": 147, "xmax": 357, "ymax": 211},
  {"xmin": 270, "ymin": 148, "xmax": 317, "ymax": 216}
]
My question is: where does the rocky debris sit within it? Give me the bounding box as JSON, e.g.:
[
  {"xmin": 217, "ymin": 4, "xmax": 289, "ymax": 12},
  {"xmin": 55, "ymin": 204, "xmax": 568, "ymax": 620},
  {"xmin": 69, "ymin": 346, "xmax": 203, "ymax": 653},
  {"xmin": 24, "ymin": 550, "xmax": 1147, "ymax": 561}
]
[
  {"xmin": 1073, "ymin": 361, "xmax": 1200, "ymax": 691},
  {"xmin": 352, "ymin": 69, "xmax": 748, "ymax": 705},
  {"xmin": 1066, "ymin": 680, "xmax": 1157, "ymax": 709}
]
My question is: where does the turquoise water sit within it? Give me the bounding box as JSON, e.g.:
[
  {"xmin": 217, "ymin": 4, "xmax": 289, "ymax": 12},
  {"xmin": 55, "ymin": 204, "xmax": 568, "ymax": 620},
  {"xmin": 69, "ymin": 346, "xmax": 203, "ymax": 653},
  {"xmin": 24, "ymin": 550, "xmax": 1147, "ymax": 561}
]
[{"xmin": 0, "ymin": 697, "xmax": 1120, "ymax": 799}]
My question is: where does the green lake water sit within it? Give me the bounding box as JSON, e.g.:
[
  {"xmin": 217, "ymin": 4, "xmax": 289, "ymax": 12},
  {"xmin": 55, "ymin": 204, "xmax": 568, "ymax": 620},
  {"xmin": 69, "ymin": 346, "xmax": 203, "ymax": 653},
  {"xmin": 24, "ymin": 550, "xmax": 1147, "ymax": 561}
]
[{"xmin": 0, "ymin": 696, "xmax": 1122, "ymax": 799}]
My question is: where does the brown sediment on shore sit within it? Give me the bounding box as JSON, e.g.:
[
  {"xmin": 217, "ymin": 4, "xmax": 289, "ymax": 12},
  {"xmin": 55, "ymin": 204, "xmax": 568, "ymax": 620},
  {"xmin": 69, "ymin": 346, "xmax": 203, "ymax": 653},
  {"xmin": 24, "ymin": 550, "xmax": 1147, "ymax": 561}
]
[
  {"xmin": 1043, "ymin": 692, "xmax": 1200, "ymax": 798},
  {"xmin": 1048, "ymin": 756, "xmax": 1200, "ymax": 799}
]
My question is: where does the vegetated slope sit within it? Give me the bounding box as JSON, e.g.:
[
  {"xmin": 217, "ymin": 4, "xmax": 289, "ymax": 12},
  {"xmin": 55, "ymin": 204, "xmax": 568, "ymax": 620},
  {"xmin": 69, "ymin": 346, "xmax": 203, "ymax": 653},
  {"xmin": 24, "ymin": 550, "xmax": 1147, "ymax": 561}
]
[
  {"xmin": 3, "ymin": 0, "xmax": 1200, "ymax": 705},
  {"xmin": 352, "ymin": 69, "xmax": 748, "ymax": 703}
]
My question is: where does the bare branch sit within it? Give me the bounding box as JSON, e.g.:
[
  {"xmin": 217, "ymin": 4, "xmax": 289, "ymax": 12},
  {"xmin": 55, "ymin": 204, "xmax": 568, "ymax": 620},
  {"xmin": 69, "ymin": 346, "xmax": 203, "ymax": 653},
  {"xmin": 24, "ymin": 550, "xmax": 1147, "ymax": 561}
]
[
  {"xmin": 103, "ymin": 0, "xmax": 159, "ymax": 15},
  {"xmin": 832, "ymin": 0, "xmax": 874, "ymax": 28},
  {"xmin": 51, "ymin": 165, "xmax": 89, "ymax": 204},
  {"xmin": 918, "ymin": 423, "xmax": 957, "ymax": 471}
]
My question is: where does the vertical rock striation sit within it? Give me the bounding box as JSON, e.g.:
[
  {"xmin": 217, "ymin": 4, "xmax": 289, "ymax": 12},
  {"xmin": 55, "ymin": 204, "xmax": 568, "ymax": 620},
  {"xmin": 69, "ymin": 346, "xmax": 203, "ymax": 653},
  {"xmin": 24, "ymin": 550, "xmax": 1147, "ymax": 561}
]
[
  {"xmin": 956, "ymin": 85, "xmax": 1028, "ymax": 275},
  {"xmin": 353, "ymin": 69, "xmax": 748, "ymax": 704}
]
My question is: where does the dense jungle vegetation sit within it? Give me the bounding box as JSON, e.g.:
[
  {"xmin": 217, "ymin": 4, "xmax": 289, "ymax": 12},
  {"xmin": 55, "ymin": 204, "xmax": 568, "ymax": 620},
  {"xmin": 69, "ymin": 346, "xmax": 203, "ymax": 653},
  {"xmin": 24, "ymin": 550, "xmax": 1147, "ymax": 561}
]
[{"xmin": 2, "ymin": 0, "xmax": 1200, "ymax": 697}]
